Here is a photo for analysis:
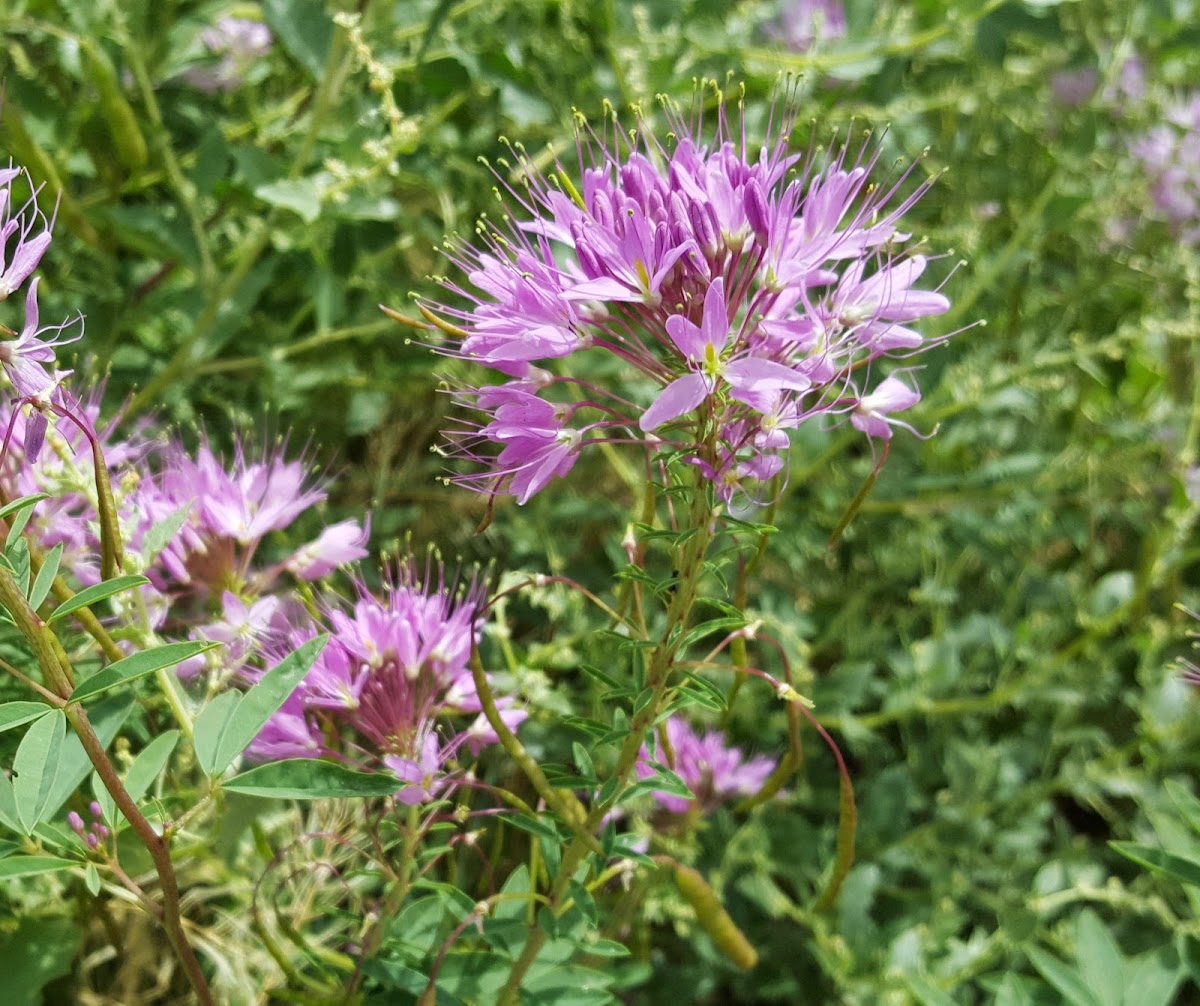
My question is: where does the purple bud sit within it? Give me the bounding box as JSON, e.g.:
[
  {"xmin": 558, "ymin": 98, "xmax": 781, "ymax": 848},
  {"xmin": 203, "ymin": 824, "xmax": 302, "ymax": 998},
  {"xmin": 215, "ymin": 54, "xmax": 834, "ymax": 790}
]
[
  {"xmin": 89, "ymin": 801, "xmax": 103, "ymax": 819},
  {"xmin": 96, "ymin": 824, "xmax": 110, "ymax": 840},
  {"xmin": 86, "ymin": 832, "xmax": 99, "ymax": 849},
  {"xmin": 744, "ymin": 178, "xmax": 771, "ymax": 241},
  {"xmin": 67, "ymin": 811, "xmax": 85, "ymax": 834},
  {"xmin": 688, "ymin": 199, "xmax": 720, "ymax": 256}
]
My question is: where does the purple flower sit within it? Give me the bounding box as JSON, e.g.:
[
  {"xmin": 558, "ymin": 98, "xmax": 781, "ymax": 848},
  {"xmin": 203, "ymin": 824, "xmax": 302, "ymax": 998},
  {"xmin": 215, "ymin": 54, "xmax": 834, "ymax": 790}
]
[
  {"xmin": 0, "ymin": 166, "xmax": 55, "ymax": 301},
  {"xmin": 1131, "ymin": 92, "xmax": 1200, "ymax": 246},
  {"xmin": 285, "ymin": 518, "xmax": 370, "ymax": 580},
  {"xmin": 247, "ymin": 559, "xmax": 520, "ymax": 803},
  {"xmin": 420, "ymin": 84, "xmax": 953, "ymax": 506},
  {"xmin": 636, "ymin": 716, "xmax": 777, "ymax": 815},
  {"xmin": 185, "ymin": 17, "xmax": 273, "ymax": 93},
  {"xmin": 850, "ymin": 374, "xmax": 922, "ymax": 440},
  {"xmin": 765, "ymin": 0, "xmax": 847, "ymax": 53},
  {"xmin": 1050, "ymin": 68, "xmax": 1099, "ymax": 109}
]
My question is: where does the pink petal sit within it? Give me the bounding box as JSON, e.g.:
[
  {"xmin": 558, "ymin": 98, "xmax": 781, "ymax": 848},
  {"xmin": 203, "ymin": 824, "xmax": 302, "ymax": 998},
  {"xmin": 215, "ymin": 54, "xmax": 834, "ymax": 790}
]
[{"xmin": 639, "ymin": 373, "xmax": 708, "ymax": 431}]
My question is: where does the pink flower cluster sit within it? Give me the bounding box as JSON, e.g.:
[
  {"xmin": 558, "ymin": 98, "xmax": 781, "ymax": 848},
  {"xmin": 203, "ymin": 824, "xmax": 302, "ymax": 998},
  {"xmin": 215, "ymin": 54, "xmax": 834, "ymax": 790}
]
[
  {"xmin": 0, "ymin": 164, "xmax": 84, "ymax": 458},
  {"xmin": 636, "ymin": 716, "xmax": 777, "ymax": 815},
  {"xmin": 422, "ymin": 85, "xmax": 952, "ymax": 506},
  {"xmin": 184, "ymin": 16, "xmax": 273, "ymax": 93},
  {"xmin": 1132, "ymin": 93, "xmax": 1200, "ymax": 246},
  {"xmin": 247, "ymin": 561, "xmax": 525, "ymax": 803}
]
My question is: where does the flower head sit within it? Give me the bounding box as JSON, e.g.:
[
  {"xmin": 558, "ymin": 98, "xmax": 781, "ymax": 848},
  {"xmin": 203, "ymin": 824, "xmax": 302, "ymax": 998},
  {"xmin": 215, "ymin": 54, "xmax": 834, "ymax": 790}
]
[
  {"xmin": 420, "ymin": 82, "xmax": 953, "ymax": 506},
  {"xmin": 636, "ymin": 716, "xmax": 777, "ymax": 815},
  {"xmin": 186, "ymin": 16, "xmax": 273, "ymax": 92},
  {"xmin": 247, "ymin": 558, "xmax": 519, "ymax": 804}
]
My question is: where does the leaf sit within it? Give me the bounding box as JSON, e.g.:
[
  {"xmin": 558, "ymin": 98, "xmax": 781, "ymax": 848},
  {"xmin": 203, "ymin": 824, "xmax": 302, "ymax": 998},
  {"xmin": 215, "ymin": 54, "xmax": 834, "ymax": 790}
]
[
  {"xmin": 27, "ymin": 542, "xmax": 62, "ymax": 610},
  {"xmin": 48, "ymin": 575, "xmax": 150, "ymax": 623},
  {"xmin": 93, "ymin": 730, "xmax": 179, "ymax": 827},
  {"xmin": 1026, "ymin": 946, "xmax": 1101, "ymax": 1006},
  {"xmin": 1074, "ymin": 910, "xmax": 1123, "ymax": 1006},
  {"xmin": 140, "ymin": 504, "xmax": 192, "ymax": 566},
  {"xmin": 12, "ymin": 710, "xmax": 66, "ymax": 834},
  {"xmin": 904, "ymin": 976, "xmax": 962, "ymax": 1006},
  {"xmin": 261, "ymin": 0, "xmax": 334, "ymax": 78},
  {"xmin": 677, "ymin": 616, "xmax": 747, "ymax": 652},
  {"xmin": 7, "ymin": 537, "xmax": 30, "ymax": 597},
  {"xmin": 0, "ymin": 773, "xmax": 20, "ymax": 832},
  {"xmin": 0, "ymin": 915, "xmax": 80, "ymax": 1006},
  {"xmin": 0, "ymin": 855, "xmax": 77, "ymax": 879},
  {"xmin": 1123, "ymin": 948, "xmax": 1183, "ymax": 1006},
  {"xmin": 5, "ymin": 501, "xmax": 36, "ymax": 544},
  {"xmin": 0, "ymin": 494, "xmax": 48, "ymax": 521},
  {"xmin": 1108, "ymin": 841, "xmax": 1200, "ymax": 887},
  {"xmin": 68, "ymin": 641, "xmax": 214, "ymax": 704},
  {"xmin": 84, "ymin": 861, "xmax": 101, "ymax": 896},
  {"xmin": 123, "ymin": 730, "xmax": 179, "ymax": 807},
  {"xmin": 203, "ymin": 635, "xmax": 327, "ymax": 776},
  {"xmin": 40, "ymin": 694, "xmax": 134, "ymax": 825},
  {"xmin": 193, "ymin": 690, "xmax": 240, "ymax": 777},
  {"xmin": 221, "ymin": 758, "xmax": 401, "ymax": 799},
  {"xmin": 0, "ymin": 702, "xmax": 52, "ymax": 734},
  {"xmin": 1165, "ymin": 780, "xmax": 1200, "ymax": 835},
  {"xmin": 255, "ymin": 177, "xmax": 324, "ymax": 222}
]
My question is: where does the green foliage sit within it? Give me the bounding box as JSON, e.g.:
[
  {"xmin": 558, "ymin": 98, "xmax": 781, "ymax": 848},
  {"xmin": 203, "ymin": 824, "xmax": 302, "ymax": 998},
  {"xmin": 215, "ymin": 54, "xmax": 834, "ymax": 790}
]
[{"xmin": 0, "ymin": 0, "xmax": 1199, "ymax": 1002}]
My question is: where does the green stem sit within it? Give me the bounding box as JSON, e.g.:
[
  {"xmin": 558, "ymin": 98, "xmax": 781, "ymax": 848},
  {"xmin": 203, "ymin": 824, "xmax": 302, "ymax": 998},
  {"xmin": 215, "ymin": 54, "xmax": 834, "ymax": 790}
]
[
  {"xmin": 495, "ymin": 471, "xmax": 718, "ymax": 1005},
  {"xmin": 0, "ymin": 568, "xmax": 212, "ymax": 1004}
]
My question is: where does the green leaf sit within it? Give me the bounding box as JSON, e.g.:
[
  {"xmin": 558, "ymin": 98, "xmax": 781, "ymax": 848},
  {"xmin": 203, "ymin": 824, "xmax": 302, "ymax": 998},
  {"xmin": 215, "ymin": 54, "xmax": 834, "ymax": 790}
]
[
  {"xmin": 255, "ymin": 177, "xmax": 324, "ymax": 222},
  {"xmin": 221, "ymin": 758, "xmax": 400, "ymax": 799},
  {"xmin": 1108, "ymin": 841, "xmax": 1200, "ymax": 887},
  {"xmin": 904, "ymin": 976, "xmax": 962, "ymax": 1006},
  {"xmin": 92, "ymin": 729, "xmax": 179, "ymax": 827},
  {"xmin": 68, "ymin": 641, "xmax": 214, "ymax": 704},
  {"xmin": 0, "ymin": 854, "xmax": 77, "ymax": 879},
  {"xmin": 140, "ymin": 504, "xmax": 192, "ymax": 566},
  {"xmin": 0, "ymin": 703, "xmax": 52, "ymax": 734},
  {"xmin": 0, "ymin": 773, "xmax": 20, "ymax": 832},
  {"xmin": 0, "ymin": 915, "xmax": 80, "ymax": 1006},
  {"xmin": 12, "ymin": 710, "xmax": 66, "ymax": 834},
  {"xmin": 206, "ymin": 635, "xmax": 327, "ymax": 776},
  {"xmin": 677, "ymin": 616, "xmax": 747, "ymax": 652},
  {"xmin": 7, "ymin": 537, "xmax": 30, "ymax": 597},
  {"xmin": 1165, "ymin": 780, "xmax": 1200, "ymax": 835},
  {"xmin": 1026, "ymin": 946, "xmax": 1101, "ymax": 1006},
  {"xmin": 1123, "ymin": 948, "xmax": 1183, "ymax": 1006},
  {"xmin": 5, "ymin": 502, "xmax": 36, "ymax": 545},
  {"xmin": 572, "ymin": 742, "xmax": 596, "ymax": 784},
  {"xmin": 84, "ymin": 861, "xmax": 101, "ymax": 896},
  {"xmin": 0, "ymin": 494, "xmax": 48, "ymax": 521},
  {"xmin": 123, "ymin": 730, "xmax": 179, "ymax": 806},
  {"xmin": 261, "ymin": 0, "xmax": 334, "ymax": 78},
  {"xmin": 193, "ymin": 690, "xmax": 240, "ymax": 777},
  {"xmin": 494, "ymin": 812, "xmax": 560, "ymax": 843},
  {"xmin": 40, "ymin": 694, "xmax": 134, "ymax": 825},
  {"xmin": 27, "ymin": 542, "xmax": 62, "ymax": 610},
  {"xmin": 1074, "ymin": 910, "xmax": 1123, "ymax": 1006},
  {"xmin": 48, "ymin": 575, "xmax": 151, "ymax": 623}
]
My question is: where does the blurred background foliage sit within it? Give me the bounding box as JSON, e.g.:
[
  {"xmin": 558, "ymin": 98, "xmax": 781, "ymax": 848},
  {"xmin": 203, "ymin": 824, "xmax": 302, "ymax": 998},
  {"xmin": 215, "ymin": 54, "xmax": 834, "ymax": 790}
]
[{"xmin": 3, "ymin": 0, "xmax": 1200, "ymax": 1002}]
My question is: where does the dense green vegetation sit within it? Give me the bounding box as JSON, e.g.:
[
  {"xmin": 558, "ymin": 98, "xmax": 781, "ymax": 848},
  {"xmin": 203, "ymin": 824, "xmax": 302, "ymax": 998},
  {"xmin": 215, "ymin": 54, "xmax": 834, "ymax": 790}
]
[{"xmin": 1, "ymin": 0, "xmax": 1198, "ymax": 1003}]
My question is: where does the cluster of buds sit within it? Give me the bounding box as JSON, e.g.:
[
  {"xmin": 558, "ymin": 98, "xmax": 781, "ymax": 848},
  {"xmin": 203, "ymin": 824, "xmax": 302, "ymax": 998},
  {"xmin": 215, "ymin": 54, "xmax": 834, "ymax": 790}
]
[{"xmin": 66, "ymin": 802, "xmax": 111, "ymax": 852}]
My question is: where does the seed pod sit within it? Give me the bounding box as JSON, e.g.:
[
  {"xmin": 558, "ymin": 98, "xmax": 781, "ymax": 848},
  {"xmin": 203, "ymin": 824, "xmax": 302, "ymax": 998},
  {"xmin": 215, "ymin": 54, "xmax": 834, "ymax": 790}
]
[
  {"xmin": 84, "ymin": 43, "xmax": 148, "ymax": 172},
  {"xmin": 673, "ymin": 864, "xmax": 758, "ymax": 969}
]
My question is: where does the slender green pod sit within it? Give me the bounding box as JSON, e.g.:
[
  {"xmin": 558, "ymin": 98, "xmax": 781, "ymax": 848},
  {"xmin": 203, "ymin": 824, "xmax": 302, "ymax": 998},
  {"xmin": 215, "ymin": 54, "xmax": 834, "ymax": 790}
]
[
  {"xmin": 673, "ymin": 864, "xmax": 758, "ymax": 970},
  {"xmin": 83, "ymin": 43, "xmax": 148, "ymax": 173}
]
